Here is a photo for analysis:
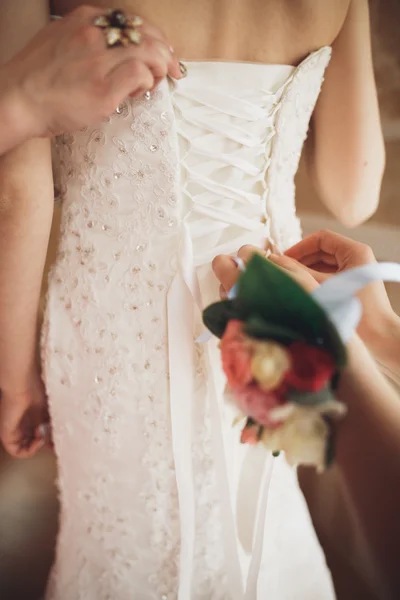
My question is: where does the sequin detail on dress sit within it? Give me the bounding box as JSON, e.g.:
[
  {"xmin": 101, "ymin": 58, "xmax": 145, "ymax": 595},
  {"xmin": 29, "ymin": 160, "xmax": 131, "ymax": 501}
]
[{"xmin": 43, "ymin": 48, "xmax": 335, "ymax": 600}]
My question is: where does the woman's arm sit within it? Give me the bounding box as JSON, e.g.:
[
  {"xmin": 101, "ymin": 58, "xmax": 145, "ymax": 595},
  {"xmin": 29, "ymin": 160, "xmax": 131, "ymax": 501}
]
[
  {"xmin": 299, "ymin": 335, "xmax": 400, "ymax": 600},
  {"xmin": 370, "ymin": 313, "xmax": 400, "ymax": 386},
  {"xmin": 334, "ymin": 335, "xmax": 400, "ymax": 597},
  {"xmin": 0, "ymin": 0, "xmax": 53, "ymax": 392},
  {"xmin": 0, "ymin": 67, "xmax": 38, "ymax": 155},
  {"xmin": 0, "ymin": 141, "xmax": 53, "ymax": 390},
  {"xmin": 212, "ymin": 244, "xmax": 400, "ymax": 596},
  {"xmin": 306, "ymin": 0, "xmax": 385, "ymax": 227}
]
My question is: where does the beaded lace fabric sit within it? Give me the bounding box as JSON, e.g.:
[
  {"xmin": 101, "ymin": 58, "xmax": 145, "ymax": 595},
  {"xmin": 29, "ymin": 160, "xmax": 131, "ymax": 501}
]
[{"xmin": 42, "ymin": 48, "xmax": 336, "ymax": 600}]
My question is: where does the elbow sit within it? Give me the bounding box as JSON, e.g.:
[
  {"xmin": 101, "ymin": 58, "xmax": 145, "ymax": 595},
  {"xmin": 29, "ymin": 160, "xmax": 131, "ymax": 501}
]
[
  {"xmin": 340, "ymin": 165, "xmax": 385, "ymax": 229},
  {"xmin": 334, "ymin": 191, "xmax": 380, "ymax": 229},
  {"xmin": 319, "ymin": 147, "xmax": 386, "ymax": 229}
]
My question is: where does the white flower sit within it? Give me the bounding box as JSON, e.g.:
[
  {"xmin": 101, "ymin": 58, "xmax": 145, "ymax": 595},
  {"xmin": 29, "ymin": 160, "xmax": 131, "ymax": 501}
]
[
  {"xmin": 262, "ymin": 400, "xmax": 347, "ymax": 471},
  {"xmin": 269, "ymin": 397, "xmax": 346, "ymax": 424},
  {"xmin": 251, "ymin": 341, "xmax": 291, "ymax": 391}
]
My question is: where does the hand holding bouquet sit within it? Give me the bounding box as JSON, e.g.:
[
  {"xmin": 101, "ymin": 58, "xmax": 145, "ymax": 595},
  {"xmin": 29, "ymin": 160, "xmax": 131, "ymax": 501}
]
[
  {"xmin": 204, "ymin": 247, "xmax": 400, "ymax": 470},
  {"xmin": 204, "ymin": 252, "xmax": 348, "ymax": 471}
]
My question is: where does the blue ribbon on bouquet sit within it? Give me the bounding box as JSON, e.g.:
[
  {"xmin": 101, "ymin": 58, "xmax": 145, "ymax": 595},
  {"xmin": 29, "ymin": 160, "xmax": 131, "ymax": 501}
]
[{"xmin": 198, "ymin": 259, "xmax": 400, "ymax": 344}]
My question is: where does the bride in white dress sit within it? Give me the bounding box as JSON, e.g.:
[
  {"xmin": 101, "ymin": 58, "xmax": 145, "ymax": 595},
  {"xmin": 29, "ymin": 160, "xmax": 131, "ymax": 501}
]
[{"xmin": 0, "ymin": 1, "xmax": 384, "ymax": 599}]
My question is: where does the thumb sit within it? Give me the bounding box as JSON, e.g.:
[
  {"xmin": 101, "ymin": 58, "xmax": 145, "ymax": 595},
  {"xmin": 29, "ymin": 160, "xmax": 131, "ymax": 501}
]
[
  {"xmin": 212, "ymin": 255, "xmax": 239, "ymax": 292},
  {"xmin": 301, "ymin": 265, "xmax": 330, "ymax": 284}
]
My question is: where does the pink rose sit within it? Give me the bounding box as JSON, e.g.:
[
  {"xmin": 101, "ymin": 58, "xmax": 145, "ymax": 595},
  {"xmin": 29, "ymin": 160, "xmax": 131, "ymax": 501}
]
[
  {"xmin": 220, "ymin": 320, "xmax": 253, "ymax": 390},
  {"xmin": 234, "ymin": 384, "xmax": 284, "ymax": 428}
]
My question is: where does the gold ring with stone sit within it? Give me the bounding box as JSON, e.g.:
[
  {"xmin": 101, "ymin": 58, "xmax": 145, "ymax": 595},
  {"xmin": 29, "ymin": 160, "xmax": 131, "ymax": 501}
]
[{"xmin": 93, "ymin": 9, "xmax": 143, "ymax": 48}]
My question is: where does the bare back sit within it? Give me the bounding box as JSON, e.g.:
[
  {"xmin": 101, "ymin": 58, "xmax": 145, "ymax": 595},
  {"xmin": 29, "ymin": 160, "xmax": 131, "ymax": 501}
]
[{"xmin": 53, "ymin": 0, "xmax": 350, "ymax": 66}]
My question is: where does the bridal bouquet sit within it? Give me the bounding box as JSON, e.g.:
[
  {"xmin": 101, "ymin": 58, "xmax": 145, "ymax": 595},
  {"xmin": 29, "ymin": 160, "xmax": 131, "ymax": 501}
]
[{"xmin": 202, "ymin": 253, "xmax": 348, "ymax": 471}]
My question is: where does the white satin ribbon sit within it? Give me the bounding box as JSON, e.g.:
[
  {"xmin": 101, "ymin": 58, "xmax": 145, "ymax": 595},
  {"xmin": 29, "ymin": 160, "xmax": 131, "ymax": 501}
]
[
  {"xmin": 196, "ymin": 253, "xmax": 274, "ymax": 574},
  {"xmin": 312, "ymin": 262, "xmax": 400, "ymax": 342},
  {"xmin": 235, "ymin": 446, "xmax": 273, "ymax": 559},
  {"xmin": 225, "ymin": 261, "xmax": 273, "ymax": 572},
  {"xmin": 167, "ymin": 227, "xmax": 197, "ymax": 600},
  {"xmin": 204, "ymin": 341, "xmax": 246, "ymax": 600},
  {"xmin": 167, "ymin": 224, "xmax": 245, "ymax": 599},
  {"xmin": 243, "ymin": 449, "xmax": 274, "ymax": 599}
]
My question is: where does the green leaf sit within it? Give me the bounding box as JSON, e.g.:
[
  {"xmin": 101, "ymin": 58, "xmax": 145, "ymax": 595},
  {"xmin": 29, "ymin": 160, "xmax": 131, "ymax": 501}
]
[
  {"xmin": 287, "ymin": 385, "xmax": 333, "ymax": 407},
  {"xmin": 202, "ymin": 300, "xmax": 240, "ymax": 339},
  {"xmin": 243, "ymin": 316, "xmax": 305, "ymax": 344},
  {"xmin": 330, "ymin": 371, "xmax": 341, "ymax": 391},
  {"xmin": 236, "ymin": 254, "xmax": 346, "ymax": 367}
]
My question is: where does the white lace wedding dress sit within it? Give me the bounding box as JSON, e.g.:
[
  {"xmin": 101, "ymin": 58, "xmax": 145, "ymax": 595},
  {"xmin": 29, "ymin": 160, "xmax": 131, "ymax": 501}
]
[{"xmin": 42, "ymin": 47, "xmax": 336, "ymax": 600}]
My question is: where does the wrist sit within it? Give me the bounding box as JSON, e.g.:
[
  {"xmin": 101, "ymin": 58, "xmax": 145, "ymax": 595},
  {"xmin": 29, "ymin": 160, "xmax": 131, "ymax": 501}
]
[
  {"xmin": 0, "ymin": 361, "xmax": 40, "ymax": 397},
  {"xmin": 0, "ymin": 63, "xmax": 46, "ymax": 146},
  {"xmin": 0, "ymin": 335, "xmax": 41, "ymax": 396},
  {"xmin": 337, "ymin": 333, "xmax": 389, "ymax": 414},
  {"xmin": 365, "ymin": 311, "xmax": 400, "ymax": 373}
]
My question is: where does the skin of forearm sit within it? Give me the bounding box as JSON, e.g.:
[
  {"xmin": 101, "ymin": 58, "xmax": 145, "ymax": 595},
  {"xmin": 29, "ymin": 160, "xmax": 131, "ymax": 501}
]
[
  {"xmin": 335, "ymin": 335, "xmax": 400, "ymax": 597},
  {"xmin": 0, "ymin": 139, "xmax": 53, "ymax": 392},
  {"xmin": 368, "ymin": 312, "xmax": 400, "ymax": 384},
  {"xmin": 0, "ymin": 66, "xmax": 38, "ymax": 155}
]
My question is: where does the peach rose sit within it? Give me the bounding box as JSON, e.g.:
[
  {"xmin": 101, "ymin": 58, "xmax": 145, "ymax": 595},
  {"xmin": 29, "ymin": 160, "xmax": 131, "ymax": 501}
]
[
  {"xmin": 251, "ymin": 341, "xmax": 291, "ymax": 391},
  {"xmin": 220, "ymin": 320, "xmax": 253, "ymax": 390}
]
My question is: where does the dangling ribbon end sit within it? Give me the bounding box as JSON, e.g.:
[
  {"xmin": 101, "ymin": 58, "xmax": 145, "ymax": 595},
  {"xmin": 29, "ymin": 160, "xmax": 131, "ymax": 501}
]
[{"xmin": 196, "ymin": 329, "xmax": 212, "ymax": 343}]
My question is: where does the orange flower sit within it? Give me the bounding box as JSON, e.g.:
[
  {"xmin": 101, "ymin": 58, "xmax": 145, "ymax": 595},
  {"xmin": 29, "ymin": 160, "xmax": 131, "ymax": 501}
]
[{"xmin": 240, "ymin": 424, "xmax": 260, "ymax": 445}]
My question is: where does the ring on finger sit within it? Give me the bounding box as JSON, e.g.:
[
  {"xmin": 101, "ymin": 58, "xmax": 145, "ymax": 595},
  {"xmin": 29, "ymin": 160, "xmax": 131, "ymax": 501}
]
[
  {"xmin": 38, "ymin": 423, "xmax": 51, "ymax": 439},
  {"xmin": 179, "ymin": 61, "xmax": 188, "ymax": 78},
  {"xmin": 94, "ymin": 9, "xmax": 143, "ymax": 48}
]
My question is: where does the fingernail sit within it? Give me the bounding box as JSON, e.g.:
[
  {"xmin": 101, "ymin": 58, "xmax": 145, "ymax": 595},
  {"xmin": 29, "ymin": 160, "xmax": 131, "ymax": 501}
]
[
  {"xmin": 179, "ymin": 62, "xmax": 188, "ymax": 78},
  {"xmin": 170, "ymin": 45, "xmax": 174, "ymax": 53}
]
